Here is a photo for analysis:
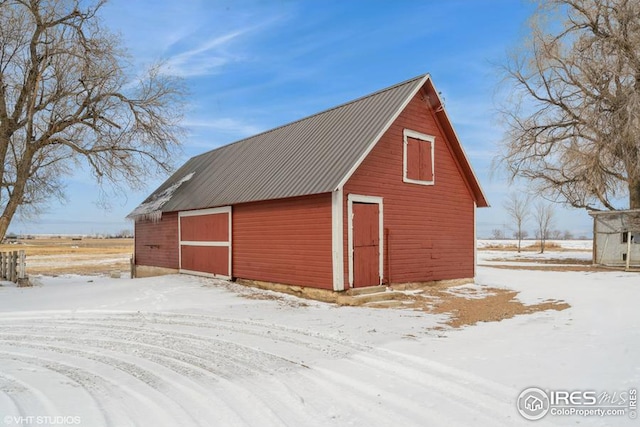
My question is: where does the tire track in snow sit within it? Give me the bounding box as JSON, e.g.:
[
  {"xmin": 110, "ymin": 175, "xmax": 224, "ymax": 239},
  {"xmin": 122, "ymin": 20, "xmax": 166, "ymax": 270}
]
[
  {"xmin": 0, "ymin": 311, "xmax": 524, "ymax": 426},
  {"xmin": 348, "ymin": 353, "xmax": 516, "ymax": 425},
  {"xmin": 0, "ymin": 372, "xmax": 31, "ymax": 420},
  {"xmin": 0, "ymin": 351, "xmax": 136, "ymax": 427},
  {"xmin": 0, "ymin": 346, "xmax": 255, "ymax": 427},
  {"xmin": 0, "ymin": 325, "xmax": 299, "ymax": 379},
  {"xmin": 0, "ymin": 340, "xmax": 250, "ymax": 427},
  {"xmin": 281, "ymin": 353, "xmax": 517, "ymax": 426},
  {"xmin": 50, "ymin": 311, "xmax": 370, "ymax": 357},
  {"xmin": 0, "ymin": 313, "xmax": 343, "ymax": 426}
]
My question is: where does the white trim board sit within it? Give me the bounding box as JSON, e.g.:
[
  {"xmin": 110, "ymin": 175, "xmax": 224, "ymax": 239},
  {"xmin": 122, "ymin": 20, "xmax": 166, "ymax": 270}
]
[
  {"xmin": 180, "ymin": 241, "xmax": 230, "ymax": 247},
  {"xmin": 331, "ymin": 187, "xmax": 345, "ymax": 291},
  {"xmin": 347, "ymin": 194, "xmax": 384, "ymax": 288},
  {"xmin": 179, "ymin": 268, "xmax": 231, "ymax": 281},
  {"xmin": 403, "ymin": 128, "xmax": 435, "ymax": 186},
  {"xmin": 178, "ymin": 206, "xmax": 232, "ymax": 218}
]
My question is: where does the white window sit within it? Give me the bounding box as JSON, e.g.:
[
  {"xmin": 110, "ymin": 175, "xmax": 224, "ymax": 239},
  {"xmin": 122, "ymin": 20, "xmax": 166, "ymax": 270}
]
[{"xmin": 403, "ymin": 129, "xmax": 435, "ymax": 185}]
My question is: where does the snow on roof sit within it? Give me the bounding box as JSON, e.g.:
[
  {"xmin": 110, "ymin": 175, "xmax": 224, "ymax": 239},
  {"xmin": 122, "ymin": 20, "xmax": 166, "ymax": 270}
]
[{"xmin": 127, "ymin": 172, "xmax": 194, "ymax": 222}]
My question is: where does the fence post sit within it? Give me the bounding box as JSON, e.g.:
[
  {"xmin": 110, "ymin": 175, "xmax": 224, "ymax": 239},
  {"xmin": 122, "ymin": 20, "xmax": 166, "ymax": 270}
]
[
  {"xmin": 0, "ymin": 250, "xmax": 28, "ymax": 284},
  {"xmin": 9, "ymin": 251, "xmax": 16, "ymax": 282},
  {"xmin": 626, "ymin": 231, "xmax": 632, "ymax": 271},
  {"xmin": 0, "ymin": 251, "xmax": 5, "ymax": 280},
  {"xmin": 18, "ymin": 250, "xmax": 26, "ymax": 280}
]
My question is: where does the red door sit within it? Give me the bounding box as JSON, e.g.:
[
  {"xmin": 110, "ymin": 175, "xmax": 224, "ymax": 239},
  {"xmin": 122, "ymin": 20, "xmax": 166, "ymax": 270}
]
[{"xmin": 353, "ymin": 203, "xmax": 380, "ymax": 287}]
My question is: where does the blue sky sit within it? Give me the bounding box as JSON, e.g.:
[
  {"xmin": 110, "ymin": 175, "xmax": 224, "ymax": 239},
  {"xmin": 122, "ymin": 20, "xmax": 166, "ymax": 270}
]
[{"xmin": 9, "ymin": 0, "xmax": 594, "ymax": 238}]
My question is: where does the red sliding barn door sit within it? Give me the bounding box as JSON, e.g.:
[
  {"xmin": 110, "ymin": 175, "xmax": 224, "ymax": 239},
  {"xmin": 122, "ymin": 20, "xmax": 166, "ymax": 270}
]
[{"xmin": 179, "ymin": 207, "xmax": 231, "ymax": 278}]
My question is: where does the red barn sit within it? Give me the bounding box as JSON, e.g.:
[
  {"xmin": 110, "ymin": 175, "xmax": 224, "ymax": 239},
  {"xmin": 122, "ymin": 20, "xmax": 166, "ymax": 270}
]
[{"xmin": 129, "ymin": 74, "xmax": 488, "ymax": 291}]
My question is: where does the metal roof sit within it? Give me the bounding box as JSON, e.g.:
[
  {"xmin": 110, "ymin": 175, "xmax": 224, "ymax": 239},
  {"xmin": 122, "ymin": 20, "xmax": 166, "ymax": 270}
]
[
  {"xmin": 588, "ymin": 209, "xmax": 640, "ymax": 216},
  {"xmin": 129, "ymin": 73, "xmax": 487, "ymax": 218}
]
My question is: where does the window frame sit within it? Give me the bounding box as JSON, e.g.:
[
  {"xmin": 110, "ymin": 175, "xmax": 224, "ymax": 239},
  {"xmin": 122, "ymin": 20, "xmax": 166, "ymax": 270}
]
[{"xmin": 403, "ymin": 128, "xmax": 435, "ymax": 186}]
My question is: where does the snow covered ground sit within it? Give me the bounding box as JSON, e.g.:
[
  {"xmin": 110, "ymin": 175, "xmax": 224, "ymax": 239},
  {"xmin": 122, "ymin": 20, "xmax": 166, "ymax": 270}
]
[
  {"xmin": 477, "ymin": 239, "xmax": 593, "ymax": 251},
  {"xmin": 0, "ymin": 245, "xmax": 638, "ymax": 426},
  {"xmin": 477, "ymin": 239, "xmax": 593, "ymax": 268},
  {"xmin": 478, "ymin": 249, "xmax": 593, "ymax": 268}
]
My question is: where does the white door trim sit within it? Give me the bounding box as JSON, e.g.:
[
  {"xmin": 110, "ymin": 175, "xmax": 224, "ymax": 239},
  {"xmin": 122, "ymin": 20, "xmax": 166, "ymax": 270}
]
[
  {"xmin": 331, "ymin": 187, "xmax": 345, "ymax": 291},
  {"xmin": 347, "ymin": 194, "xmax": 384, "ymax": 288}
]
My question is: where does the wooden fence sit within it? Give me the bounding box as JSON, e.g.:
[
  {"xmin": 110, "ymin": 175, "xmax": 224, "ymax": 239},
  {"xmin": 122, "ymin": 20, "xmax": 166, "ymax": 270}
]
[{"xmin": 0, "ymin": 250, "xmax": 26, "ymax": 283}]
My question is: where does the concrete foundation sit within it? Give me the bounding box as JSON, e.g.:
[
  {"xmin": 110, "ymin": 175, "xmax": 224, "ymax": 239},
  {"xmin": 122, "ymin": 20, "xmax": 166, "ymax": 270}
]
[
  {"xmin": 235, "ymin": 277, "xmax": 476, "ymax": 306},
  {"xmin": 134, "ymin": 265, "xmax": 179, "ymax": 278}
]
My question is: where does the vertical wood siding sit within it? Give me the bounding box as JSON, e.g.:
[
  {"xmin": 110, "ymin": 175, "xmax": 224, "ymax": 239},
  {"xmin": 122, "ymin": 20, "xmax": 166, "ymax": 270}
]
[
  {"xmin": 344, "ymin": 89, "xmax": 475, "ymax": 284},
  {"xmin": 233, "ymin": 193, "xmax": 333, "ymax": 289},
  {"xmin": 134, "ymin": 212, "xmax": 179, "ymax": 269}
]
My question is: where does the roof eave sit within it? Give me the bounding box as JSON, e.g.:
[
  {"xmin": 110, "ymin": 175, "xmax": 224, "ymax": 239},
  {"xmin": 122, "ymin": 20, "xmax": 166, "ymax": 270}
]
[{"xmin": 424, "ymin": 77, "xmax": 490, "ymax": 208}]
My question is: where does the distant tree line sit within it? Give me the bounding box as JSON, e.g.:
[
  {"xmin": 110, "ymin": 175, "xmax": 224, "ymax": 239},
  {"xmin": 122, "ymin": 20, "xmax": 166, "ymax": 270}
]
[
  {"xmin": 490, "ymin": 193, "xmax": 589, "ymax": 253},
  {"xmin": 1, "ymin": 229, "xmax": 133, "ymax": 241},
  {"xmin": 490, "ymin": 227, "xmax": 585, "ymax": 242}
]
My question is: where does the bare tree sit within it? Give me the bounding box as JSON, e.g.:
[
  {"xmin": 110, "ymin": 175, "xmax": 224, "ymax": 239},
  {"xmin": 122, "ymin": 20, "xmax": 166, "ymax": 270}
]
[
  {"xmin": 491, "ymin": 228, "xmax": 505, "ymax": 239},
  {"xmin": 115, "ymin": 228, "xmax": 132, "ymax": 238},
  {"xmin": 514, "ymin": 229, "xmax": 529, "ymax": 240},
  {"xmin": 496, "ymin": 0, "xmax": 640, "ymax": 211},
  {"xmin": 534, "ymin": 202, "xmax": 555, "ymax": 253},
  {"xmin": 563, "ymin": 230, "xmax": 574, "ymax": 240},
  {"xmin": 0, "ymin": 0, "xmax": 185, "ymax": 240},
  {"xmin": 504, "ymin": 192, "xmax": 530, "ymax": 252}
]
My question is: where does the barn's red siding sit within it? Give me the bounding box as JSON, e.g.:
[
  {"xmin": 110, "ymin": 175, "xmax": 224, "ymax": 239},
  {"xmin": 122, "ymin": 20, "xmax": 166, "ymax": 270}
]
[
  {"xmin": 181, "ymin": 246, "xmax": 229, "ymax": 276},
  {"xmin": 180, "ymin": 213, "xmax": 229, "ymax": 242},
  {"xmin": 134, "ymin": 212, "xmax": 179, "ymax": 269},
  {"xmin": 233, "ymin": 193, "xmax": 333, "ymax": 289},
  {"xmin": 343, "ymin": 89, "xmax": 475, "ymax": 284}
]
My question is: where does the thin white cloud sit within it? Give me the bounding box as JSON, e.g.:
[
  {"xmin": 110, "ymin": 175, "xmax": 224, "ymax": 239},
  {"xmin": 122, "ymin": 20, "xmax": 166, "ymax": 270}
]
[
  {"xmin": 161, "ymin": 30, "xmax": 247, "ymax": 77},
  {"xmin": 184, "ymin": 117, "xmax": 262, "ymax": 136},
  {"xmin": 162, "ymin": 1, "xmax": 293, "ymax": 78}
]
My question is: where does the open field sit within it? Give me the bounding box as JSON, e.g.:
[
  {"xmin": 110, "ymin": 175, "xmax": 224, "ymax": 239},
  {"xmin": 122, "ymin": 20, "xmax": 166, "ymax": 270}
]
[
  {"xmin": 0, "ymin": 238, "xmax": 133, "ymax": 276},
  {"xmin": 477, "ymin": 239, "xmax": 593, "ymax": 252}
]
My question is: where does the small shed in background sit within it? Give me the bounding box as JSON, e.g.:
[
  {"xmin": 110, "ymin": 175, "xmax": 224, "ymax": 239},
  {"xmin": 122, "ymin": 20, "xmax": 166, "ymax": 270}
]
[{"xmin": 589, "ymin": 209, "xmax": 640, "ymax": 270}]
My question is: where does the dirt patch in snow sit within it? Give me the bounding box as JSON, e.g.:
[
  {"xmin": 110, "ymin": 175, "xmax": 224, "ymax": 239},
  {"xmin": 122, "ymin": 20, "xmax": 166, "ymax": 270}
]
[
  {"xmin": 391, "ymin": 283, "xmax": 570, "ymax": 328},
  {"xmin": 430, "ymin": 289, "xmax": 568, "ymax": 328},
  {"xmin": 235, "ymin": 278, "xmax": 570, "ymax": 329}
]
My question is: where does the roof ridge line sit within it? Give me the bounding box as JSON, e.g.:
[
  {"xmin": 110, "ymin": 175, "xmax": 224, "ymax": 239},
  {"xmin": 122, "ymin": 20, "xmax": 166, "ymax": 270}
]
[{"xmin": 191, "ymin": 73, "xmax": 430, "ymax": 160}]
